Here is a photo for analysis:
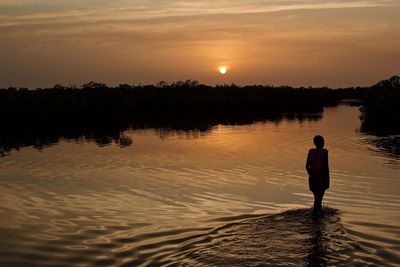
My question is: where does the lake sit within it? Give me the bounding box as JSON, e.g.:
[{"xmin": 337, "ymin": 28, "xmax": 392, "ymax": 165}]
[{"xmin": 0, "ymin": 105, "xmax": 399, "ymax": 266}]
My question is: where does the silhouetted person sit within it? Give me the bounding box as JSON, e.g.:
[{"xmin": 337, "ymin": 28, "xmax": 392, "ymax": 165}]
[{"xmin": 306, "ymin": 135, "xmax": 329, "ymax": 217}]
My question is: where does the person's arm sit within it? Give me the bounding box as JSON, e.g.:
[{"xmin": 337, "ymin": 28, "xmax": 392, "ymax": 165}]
[
  {"xmin": 325, "ymin": 150, "xmax": 330, "ymax": 189},
  {"xmin": 305, "ymin": 150, "xmax": 311, "ymax": 175}
]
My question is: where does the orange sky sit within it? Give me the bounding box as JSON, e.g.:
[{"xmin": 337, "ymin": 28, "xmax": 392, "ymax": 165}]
[{"xmin": 0, "ymin": 1, "xmax": 399, "ymax": 88}]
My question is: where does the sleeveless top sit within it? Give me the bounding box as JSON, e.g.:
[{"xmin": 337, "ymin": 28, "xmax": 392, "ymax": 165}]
[{"xmin": 307, "ymin": 148, "xmax": 329, "ymax": 190}]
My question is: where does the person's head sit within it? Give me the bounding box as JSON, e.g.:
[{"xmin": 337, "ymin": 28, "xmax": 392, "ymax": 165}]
[{"xmin": 313, "ymin": 135, "xmax": 325, "ymax": 149}]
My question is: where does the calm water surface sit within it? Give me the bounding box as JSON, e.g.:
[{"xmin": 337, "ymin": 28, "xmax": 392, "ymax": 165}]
[{"xmin": 0, "ymin": 105, "xmax": 399, "ymax": 266}]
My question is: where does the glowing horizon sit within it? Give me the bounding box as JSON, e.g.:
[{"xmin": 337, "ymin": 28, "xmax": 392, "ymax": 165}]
[{"xmin": 0, "ymin": 0, "xmax": 399, "ymax": 88}]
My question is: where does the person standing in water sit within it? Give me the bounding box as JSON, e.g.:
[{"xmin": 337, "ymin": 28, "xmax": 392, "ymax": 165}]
[{"xmin": 306, "ymin": 135, "xmax": 330, "ymax": 217}]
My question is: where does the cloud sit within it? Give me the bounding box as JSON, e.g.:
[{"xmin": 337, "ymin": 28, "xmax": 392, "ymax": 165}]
[{"xmin": 0, "ymin": 0, "xmax": 394, "ymax": 28}]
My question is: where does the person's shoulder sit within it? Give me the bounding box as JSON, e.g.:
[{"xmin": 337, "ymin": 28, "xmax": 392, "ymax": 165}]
[
  {"xmin": 323, "ymin": 148, "xmax": 328, "ymax": 154},
  {"xmin": 308, "ymin": 148, "xmax": 316, "ymax": 155}
]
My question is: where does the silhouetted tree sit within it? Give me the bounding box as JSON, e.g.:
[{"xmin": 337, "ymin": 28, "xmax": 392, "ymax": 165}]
[{"xmin": 361, "ymin": 76, "xmax": 400, "ymax": 134}]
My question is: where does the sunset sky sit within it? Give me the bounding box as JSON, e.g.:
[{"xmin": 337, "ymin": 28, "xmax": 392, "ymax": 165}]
[{"xmin": 0, "ymin": 0, "xmax": 399, "ymax": 88}]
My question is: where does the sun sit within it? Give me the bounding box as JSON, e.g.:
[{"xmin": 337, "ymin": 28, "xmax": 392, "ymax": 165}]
[{"xmin": 219, "ymin": 66, "xmax": 227, "ymax": 74}]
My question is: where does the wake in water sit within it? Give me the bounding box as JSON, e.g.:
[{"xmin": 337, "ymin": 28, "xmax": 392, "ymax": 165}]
[
  {"xmin": 155, "ymin": 207, "xmax": 343, "ymax": 266},
  {"xmin": 136, "ymin": 207, "xmax": 385, "ymax": 267},
  {"xmin": 0, "ymin": 206, "xmax": 391, "ymax": 267}
]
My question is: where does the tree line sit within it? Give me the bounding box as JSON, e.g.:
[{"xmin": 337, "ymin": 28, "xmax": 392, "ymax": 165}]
[
  {"xmin": 360, "ymin": 76, "xmax": 400, "ymax": 134},
  {"xmin": 0, "ymin": 80, "xmax": 368, "ymax": 118}
]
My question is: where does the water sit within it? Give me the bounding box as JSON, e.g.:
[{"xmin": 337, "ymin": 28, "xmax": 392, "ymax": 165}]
[{"xmin": 0, "ymin": 105, "xmax": 399, "ymax": 266}]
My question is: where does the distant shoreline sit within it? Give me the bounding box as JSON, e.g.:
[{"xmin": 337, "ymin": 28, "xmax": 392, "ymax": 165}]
[
  {"xmin": 0, "ymin": 80, "xmax": 367, "ymax": 117},
  {"xmin": 0, "ymin": 76, "xmax": 398, "ymax": 133},
  {"xmin": 0, "ymin": 76, "xmax": 399, "ymax": 157}
]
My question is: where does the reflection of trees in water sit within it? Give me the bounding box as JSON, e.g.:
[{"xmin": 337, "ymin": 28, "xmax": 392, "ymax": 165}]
[{"xmin": 0, "ymin": 113, "xmax": 321, "ymax": 157}]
